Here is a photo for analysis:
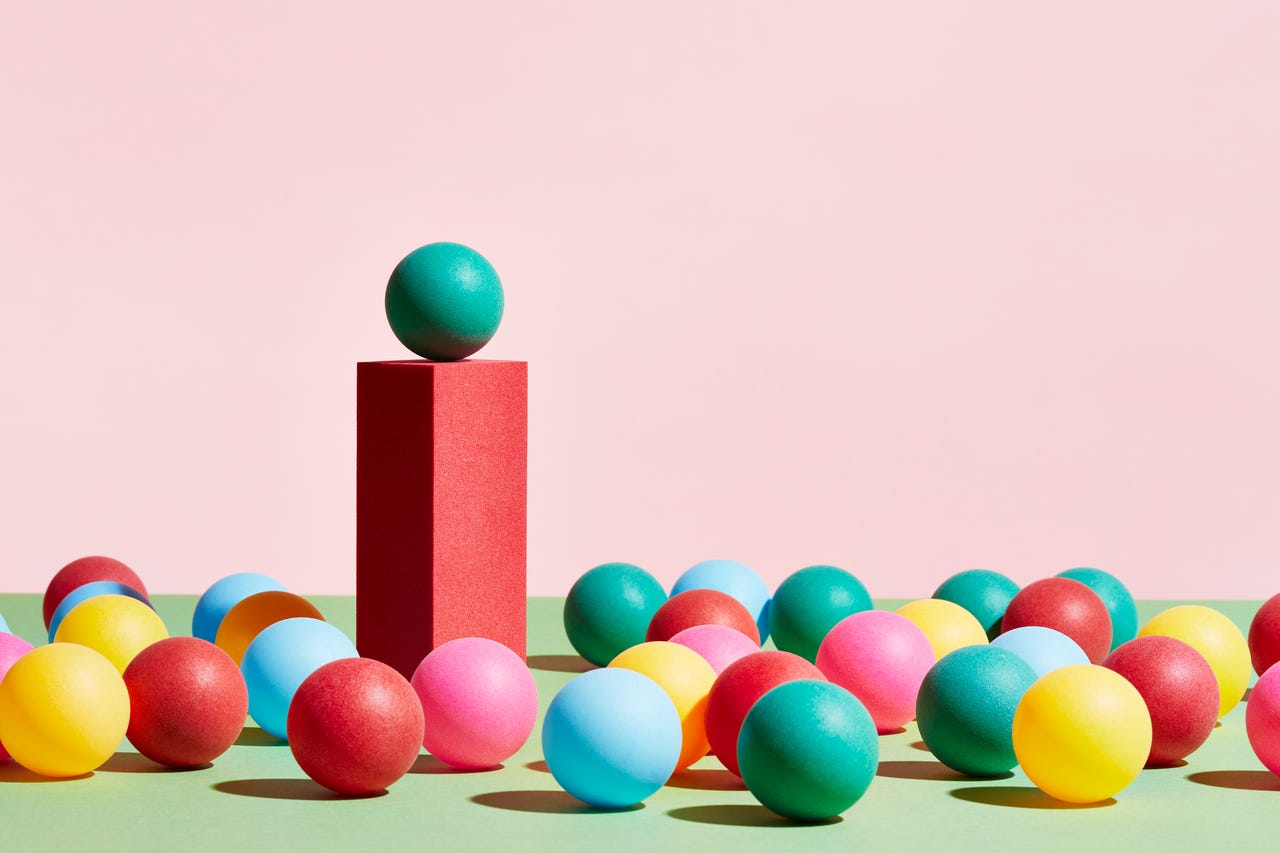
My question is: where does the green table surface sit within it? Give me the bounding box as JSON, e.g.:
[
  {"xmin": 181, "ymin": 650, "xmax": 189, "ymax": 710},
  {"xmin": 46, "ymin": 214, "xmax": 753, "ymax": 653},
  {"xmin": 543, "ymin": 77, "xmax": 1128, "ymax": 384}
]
[{"xmin": 0, "ymin": 596, "xmax": 1276, "ymax": 851}]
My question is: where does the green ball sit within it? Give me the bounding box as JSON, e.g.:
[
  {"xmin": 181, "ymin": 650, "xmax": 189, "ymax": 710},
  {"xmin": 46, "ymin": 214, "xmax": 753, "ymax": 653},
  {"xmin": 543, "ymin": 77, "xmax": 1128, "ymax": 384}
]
[
  {"xmin": 737, "ymin": 679, "xmax": 879, "ymax": 821},
  {"xmin": 933, "ymin": 569, "xmax": 1020, "ymax": 640},
  {"xmin": 769, "ymin": 566, "xmax": 872, "ymax": 662},
  {"xmin": 915, "ymin": 645, "xmax": 1038, "ymax": 777},
  {"xmin": 1058, "ymin": 567, "xmax": 1138, "ymax": 650},
  {"xmin": 563, "ymin": 563, "xmax": 667, "ymax": 667},
  {"xmin": 384, "ymin": 242, "xmax": 504, "ymax": 361}
]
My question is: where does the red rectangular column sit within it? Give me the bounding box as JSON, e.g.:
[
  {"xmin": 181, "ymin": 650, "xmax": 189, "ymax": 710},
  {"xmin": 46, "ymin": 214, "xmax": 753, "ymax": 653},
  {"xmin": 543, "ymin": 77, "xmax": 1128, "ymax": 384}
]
[{"xmin": 357, "ymin": 359, "xmax": 527, "ymax": 678}]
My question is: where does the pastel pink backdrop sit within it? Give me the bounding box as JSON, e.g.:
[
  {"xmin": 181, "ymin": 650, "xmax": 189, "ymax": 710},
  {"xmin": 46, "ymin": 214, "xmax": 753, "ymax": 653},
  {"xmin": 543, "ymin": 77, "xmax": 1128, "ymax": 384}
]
[{"xmin": 2, "ymin": 3, "xmax": 1277, "ymax": 598}]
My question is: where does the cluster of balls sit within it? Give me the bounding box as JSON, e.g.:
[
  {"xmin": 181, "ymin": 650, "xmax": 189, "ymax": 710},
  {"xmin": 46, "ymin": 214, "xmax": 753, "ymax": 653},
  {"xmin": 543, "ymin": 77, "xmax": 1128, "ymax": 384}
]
[
  {"xmin": 555, "ymin": 559, "xmax": 1280, "ymax": 818},
  {"xmin": 0, "ymin": 557, "xmax": 538, "ymax": 796}
]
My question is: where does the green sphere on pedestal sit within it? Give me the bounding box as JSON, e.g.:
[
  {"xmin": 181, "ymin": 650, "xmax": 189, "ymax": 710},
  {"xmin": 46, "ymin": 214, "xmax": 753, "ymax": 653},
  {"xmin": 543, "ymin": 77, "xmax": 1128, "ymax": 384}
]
[{"xmin": 385, "ymin": 242, "xmax": 504, "ymax": 361}]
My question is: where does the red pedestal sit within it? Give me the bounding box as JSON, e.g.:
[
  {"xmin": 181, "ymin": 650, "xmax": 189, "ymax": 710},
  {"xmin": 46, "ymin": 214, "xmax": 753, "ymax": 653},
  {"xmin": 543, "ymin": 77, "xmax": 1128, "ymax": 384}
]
[{"xmin": 357, "ymin": 359, "xmax": 527, "ymax": 678}]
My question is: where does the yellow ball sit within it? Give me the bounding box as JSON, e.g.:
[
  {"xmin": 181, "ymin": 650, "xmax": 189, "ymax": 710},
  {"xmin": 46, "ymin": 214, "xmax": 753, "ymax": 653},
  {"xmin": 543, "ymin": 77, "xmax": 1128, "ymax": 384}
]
[
  {"xmin": 0, "ymin": 643, "xmax": 130, "ymax": 777},
  {"xmin": 53, "ymin": 593, "xmax": 170, "ymax": 673},
  {"xmin": 895, "ymin": 599, "xmax": 988, "ymax": 660},
  {"xmin": 1013, "ymin": 664, "xmax": 1151, "ymax": 803},
  {"xmin": 609, "ymin": 641, "xmax": 716, "ymax": 770},
  {"xmin": 1138, "ymin": 604, "xmax": 1249, "ymax": 718}
]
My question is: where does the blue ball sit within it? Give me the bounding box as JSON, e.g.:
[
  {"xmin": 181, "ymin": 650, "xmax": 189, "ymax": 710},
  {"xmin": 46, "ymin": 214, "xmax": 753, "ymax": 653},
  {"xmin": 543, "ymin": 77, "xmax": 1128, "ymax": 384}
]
[
  {"xmin": 542, "ymin": 668, "xmax": 681, "ymax": 808},
  {"xmin": 192, "ymin": 573, "xmax": 288, "ymax": 643},
  {"xmin": 0, "ymin": 612, "xmax": 8, "ymax": 634},
  {"xmin": 672, "ymin": 559, "xmax": 772, "ymax": 643},
  {"xmin": 1057, "ymin": 567, "xmax": 1138, "ymax": 650},
  {"xmin": 241, "ymin": 617, "xmax": 358, "ymax": 740},
  {"xmin": 991, "ymin": 626, "xmax": 1088, "ymax": 678},
  {"xmin": 48, "ymin": 581, "xmax": 152, "ymax": 642}
]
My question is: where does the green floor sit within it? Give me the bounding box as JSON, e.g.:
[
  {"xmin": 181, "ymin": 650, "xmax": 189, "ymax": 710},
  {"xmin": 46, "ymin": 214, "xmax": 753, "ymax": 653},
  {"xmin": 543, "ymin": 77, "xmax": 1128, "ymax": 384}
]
[{"xmin": 0, "ymin": 595, "xmax": 1276, "ymax": 851}]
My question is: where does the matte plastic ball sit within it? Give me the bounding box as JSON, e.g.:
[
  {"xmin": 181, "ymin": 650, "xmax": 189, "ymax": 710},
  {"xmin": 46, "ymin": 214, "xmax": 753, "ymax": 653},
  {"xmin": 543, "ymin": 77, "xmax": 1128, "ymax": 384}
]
[
  {"xmin": 48, "ymin": 581, "xmax": 151, "ymax": 642},
  {"xmin": 54, "ymin": 594, "xmax": 170, "ymax": 674},
  {"xmin": 1013, "ymin": 664, "xmax": 1152, "ymax": 803},
  {"xmin": 610, "ymin": 641, "xmax": 716, "ymax": 769},
  {"xmin": 669, "ymin": 624, "xmax": 761, "ymax": 676},
  {"xmin": 123, "ymin": 637, "xmax": 249, "ymax": 768},
  {"xmin": 385, "ymin": 242, "xmax": 504, "ymax": 362},
  {"xmin": 563, "ymin": 563, "xmax": 667, "ymax": 667},
  {"xmin": 289, "ymin": 657, "xmax": 425, "ymax": 795},
  {"xmin": 916, "ymin": 645, "xmax": 1038, "ymax": 777},
  {"xmin": 1102, "ymin": 636, "xmax": 1218, "ymax": 766},
  {"xmin": 738, "ymin": 680, "xmax": 879, "ymax": 821},
  {"xmin": 0, "ymin": 612, "xmax": 9, "ymax": 634},
  {"xmin": 933, "ymin": 569, "xmax": 1020, "ymax": 640},
  {"xmin": 43, "ymin": 555, "xmax": 148, "ymax": 630},
  {"xmin": 1139, "ymin": 605, "xmax": 1250, "ymax": 718},
  {"xmin": 0, "ymin": 643, "xmax": 129, "ymax": 777},
  {"xmin": 1001, "ymin": 577, "xmax": 1112, "ymax": 664},
  {"xmin": 704, "ymin": 650, "xmax": 825, "ymax": 776},
  {"xmin": 411, "ymin": 637, "xmax": 537, "ymax": 769},
  {"xmin": 769, "ymin": 565, "xmax": 873, "ymax": 663},
  {"xmin": 895, "ymin": 599, "xmax": 988, "ymax": 660},
  {"xmin": 991, "ymin": 626, "xmax": 1089, "ymax": 678},
  {"xmin": 192, "ymin": 572, "xmax": 288, "ymax": 643},
  {"xmin": 1248, "ymin": 593, "xmax": 1280, "ymax": 677},
  {"xmin": 542, "ymin": 668, "xmax": 682, "ymax": 808},
  {"xmin": 1246, "ymin": 663, "xmax": 1280, "ymax": 776},
  {"xmin": 1058, "ymin": 567, "xmax": 1139, "ymax": 650},
  {"xmin": 0, "ymin": 632, "xmax": 36, "ymax": 762},
  {"xmin": 671, "ymin": 559, "xmax": 772, "ymax": 643},
  {"xmin": 647, "ymin": 589, "xmax": 760, "ymax": 645},
  {"xmin": 816, "ymin": 610, "xmax": 935, "ymax": 733},
  {"xmin": 240, "ymin": 617, "xmax": 359, "ymax": 741},
  {"xmin": 216, "ymin": 590, "xmax": 325, "ymax": 666}
]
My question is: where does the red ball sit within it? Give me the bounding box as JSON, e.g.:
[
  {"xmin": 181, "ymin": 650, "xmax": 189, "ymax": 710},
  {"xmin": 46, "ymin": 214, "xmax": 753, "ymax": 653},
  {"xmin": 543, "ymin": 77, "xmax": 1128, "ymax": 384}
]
[
  {"xmin": 647, "ymin": 589, "xmax": 760, "ymax": 645},
  {"xmin": 1001, "ymin": 577, "xmax": 1112, "ymax": 663},
  {"xmin": 1249, "ymin": 593, "xmax": 1280, "ymax": 677},
  {"xmin": 1103, "ymin": 636, "xmax": 1218, "ymax": 766},
  {"xmin": 123, "ymin": 637, "xmax": 248, "ymax": 768},
  {"xmin": 704, "ymin": 650, "xmax": 824, "ymax": 776},
  {"xmin": 44, "ymin": 555, "xmax": 149, "ymax": 630},
  {"xmin": 288, "ymin": 657, "xmax": 424, "ymax": 796}
]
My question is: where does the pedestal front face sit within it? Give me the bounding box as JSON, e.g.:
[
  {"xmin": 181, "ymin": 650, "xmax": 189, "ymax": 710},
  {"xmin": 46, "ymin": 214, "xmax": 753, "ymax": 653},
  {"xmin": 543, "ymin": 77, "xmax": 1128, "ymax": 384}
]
[{"xmin": 357, "ymin": 360, "xmax": 527, "ymax": 678}]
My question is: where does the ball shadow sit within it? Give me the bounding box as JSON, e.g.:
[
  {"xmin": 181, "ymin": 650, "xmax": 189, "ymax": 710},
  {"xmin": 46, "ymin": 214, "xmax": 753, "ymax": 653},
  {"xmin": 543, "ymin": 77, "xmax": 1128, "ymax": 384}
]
[
  {"xmin": 526, "ymin": 655, "xmax": 595, "ymax": 674},
  {"xmin": 877, "ymin": 760, "xmax": 1012, "ymax": 782},
  {"xmin": 667, "ymin": 805, "xmax": 841, "ymax": 827},
  {"xmin": 878, "ymin": 727, "xmax": 908, "ymax": 736},
  {"xmin": 525, "ymin": 760, "xmax": 551, "ymax": 774},
  {"xmin": 471, "ymin": 790, "xmax": 642, "ymax": 814},
  {"xmin": 0, "ymin": 764, "xmax": 92, "ymax": 783},
  {"xmin": 98, "ymin": 753, "xmax": 209, "ymax": 773},
  {"xmin": 410, "ymin": 755, "xmax": 502, "ymax": 775},
  {"xmin": 234, "ymin": 727, "xmax": 286, "ymax": 747},
  {"xmin": 1243, "ymin": 687, "xmax": 1252, "ymax": 703},
  {"xmin": 1187, "ymin": 770, "xmax": 1280, "ymax": 792},
  {"xmin": 949, "ymin": 786, "xmax": 1114, "ymax": 809},
  {"xmin": 908, "ymin": 740, "xmax": 931, "ymax": 753},
  {"xmin": 213, "ymin": 778, "xmax": 386, "ymax": 800},
  {"xmin": 665, "ymin": 767, "xmax": 747, "ymax": 791},
  {"xmin": 1144, "ymin": 759, "xmax": 1188, "ymax": 770}
]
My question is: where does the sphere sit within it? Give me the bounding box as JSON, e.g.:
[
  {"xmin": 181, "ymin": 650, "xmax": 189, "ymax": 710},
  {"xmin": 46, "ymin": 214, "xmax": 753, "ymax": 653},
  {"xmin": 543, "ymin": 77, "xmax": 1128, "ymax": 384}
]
[
  {"xmin": 411, "ymin": 637, "xmax": 538, "ymax": 769},
  {"xmin": 668, "ymin": 624, "xmax": 761, "ymax": 676},
  {"xmin": 738, "ymin": 680, "xmax": 879, "ymax": 821},
  {"xmin": 563, "ymin": 563, "xmax": 666, "ymax": 667},
  {"xmin": 384, "ymin": 242, "xmax": 504, "ymax": 362},
  {"xmin": 54, "ymin": 594, "xmax": 170, "ymax": 673},
  {"xmin": 609, "ymin": 641, "xmax": 717, "ymax": 770},
  {"xmin": 647, "ymin": 589, "xmax": 760, "ymax": 645},
  {"xmin": 43, "ymin": 555, "xmax": 148, "ymax": 630},
  {"xmin": 289, "ymin": 657, "xmax": 425, "ymax": 795},
  {"xmin": 671, "ymin": 559, "xmax": 772, "ymax": 642},
  {"xmin": 1102, "ymin": 636, "xmax": 1218, "ymax": 766},
  {"xmin": 933, "ymin": 569, "xmax": 1020, "ymax": 640},
  {"xmin": 192, "ymin": 572, "xmax": 288, "ymax": 643},
  {"xmin": 240, "ymin": 618, "xmax": 359, "ymax": 740},
  {"xmin": 0, "ymin": 643, "xmax": 130, "ymax": 777},
  {"xmin": 1013, "ymin": 664, "xmax": 1152, "ymax": 803},
  {"xmin": 542, "ymin": 668, "xmax": 682, "ymax": 808},
  {"xmin": 48, "ymin": 581, "xmax": 151, "ymax": 642},
  {"xmin": 1246, "ymin": 662, "xmax": 1280, "ymax": 775},
  {"xmin": 1058, "ymin": 567, "xmax": 1139, "ymax": 650},
  {"xmin": 916, "ymin": 645, "xmax": 1038, "ymax": 777},
  {"xmin": 0, "ymin": 612, "xmax": 9, "ymax": 634},
  {"xmin": 991, "ymin": 626, "xmax": 1089, "ymax": 678},
  {"xmin": 1248, "ymin": 593, "xmax": 1280, "ymax": 677},
  {"xmin": 769, "ymin": 565, "xmax": 873, "ymax": 663},
  {"xmin": 123, "ymin": 637, "xmax": 249, "ymax": 768},
  {"xmin": 815, "ymin": 610, "xmax": 935, "ymax": 733},
  {"xmin": 1139, "ymin": 605, "xmax": 1250, "ymax": 718},
  {"xmin": 895, "ymin": 599, "xmax": 988, "ymax": 660},
  {"xmin": 1001, "ymin": 577, "xmax": 1112, "ymax": 664},
  {"xmin": 704, "ymin": 650, "xmax": 825, "ymax": 776},
  {"xmin": 0, "ymin": 632, "xmax": 37, "ymax": 762},
  {"xmin": 215, "ymin": 590, "xmax": 324, "ymax": 666}
]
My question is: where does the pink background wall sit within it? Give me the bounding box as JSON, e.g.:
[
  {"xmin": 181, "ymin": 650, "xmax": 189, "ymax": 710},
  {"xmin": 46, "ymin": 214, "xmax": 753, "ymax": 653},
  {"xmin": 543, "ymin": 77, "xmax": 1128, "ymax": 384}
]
[{"xmin": 2, "ymin": 2, "xmax": 1277, "ymax": 598}]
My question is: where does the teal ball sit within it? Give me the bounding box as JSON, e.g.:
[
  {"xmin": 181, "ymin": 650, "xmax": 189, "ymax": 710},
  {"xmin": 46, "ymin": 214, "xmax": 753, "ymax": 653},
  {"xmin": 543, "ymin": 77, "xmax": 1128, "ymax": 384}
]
[
  {"xmin": 1057, "ymin": 567, "xmax": 1138, "ymax": 650},
  {"xmin": 769, "ymin": 566, "xmax": 872, "ymax": 662},
  {"xmin": 933, "ymin": 569, "xmax": 1020, "ymax": 640},
  {"xmin": 384, "ymin": 242, "xmax": 504, "ymax": 361},
  {"xmin": 563, "ymin": 563, "xmax": 667, "ymax": 667},
  {"xmin": 737, "ymin": 679, "xmax": 879, "ymax": 821}
]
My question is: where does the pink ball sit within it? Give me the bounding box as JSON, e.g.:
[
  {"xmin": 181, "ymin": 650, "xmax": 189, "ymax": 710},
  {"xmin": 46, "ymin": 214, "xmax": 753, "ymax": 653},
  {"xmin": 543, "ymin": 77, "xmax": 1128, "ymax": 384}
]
[
  {"xmin": 411, "ymin": 637, "xmax": 537, "ymax": 769},
  {"xmin": 0, "ymin": 632, "xmax": 35, "ymax": 762},
  {"xmin": 816, "ymin": 610, "xmax": 936, "ymax": 733},
  {"xmin": 1247, "ymin": 662, "xmax": 1280, "ymax": 776},
  {"xmin": 669, "ymin": 624, "xmax": 762, "ymax": 676}
]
